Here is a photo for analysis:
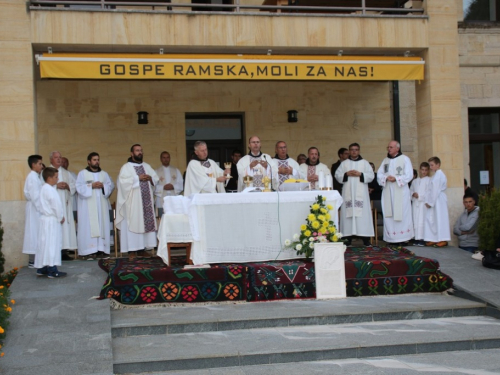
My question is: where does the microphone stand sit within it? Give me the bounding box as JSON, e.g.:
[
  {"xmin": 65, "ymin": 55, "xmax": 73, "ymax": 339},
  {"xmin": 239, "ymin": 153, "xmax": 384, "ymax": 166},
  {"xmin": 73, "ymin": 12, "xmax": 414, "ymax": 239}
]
[{"xmin": 263, "ymin": 155, "xmax": 275, "ymax": 192}]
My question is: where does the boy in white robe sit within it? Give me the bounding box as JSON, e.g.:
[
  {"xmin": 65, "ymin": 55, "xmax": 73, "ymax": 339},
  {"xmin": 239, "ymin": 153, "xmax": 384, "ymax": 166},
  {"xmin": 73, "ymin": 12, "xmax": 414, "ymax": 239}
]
[
  {"xmin": 423, "ymin": 156, "xmax": 451, "ymax": 247},
  {"xmin": 23, "ymin": 155, "xmax": 44, "ymax": 268},
  {"xmin": 184, "ymin": 141, "xmax": 229, "ymax": 196},
  {"xmin": 35, "ymin": 167, "xmax": 67, "ymax": 278},
  {"xmin": 410, "ymin": 162, "xmax": 431, "ymax": 246},
  {"xmin": 76, "ymin": 152, "xmax": 115, "ymax": 259}
]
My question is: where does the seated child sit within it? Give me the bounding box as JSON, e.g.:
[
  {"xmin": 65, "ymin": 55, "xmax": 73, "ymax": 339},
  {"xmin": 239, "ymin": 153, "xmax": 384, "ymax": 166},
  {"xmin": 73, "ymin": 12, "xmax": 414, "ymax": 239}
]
[
  {"xmin": 453, "ymin": 193, "xmax": 479, "ymax": 253},
  {"xmin": 35, "ymin": 167, "xmax": 67, "ymax": 278},
  {"xmin": 423, "ymin": 156, "xmax": 451, "ymax": 247}
]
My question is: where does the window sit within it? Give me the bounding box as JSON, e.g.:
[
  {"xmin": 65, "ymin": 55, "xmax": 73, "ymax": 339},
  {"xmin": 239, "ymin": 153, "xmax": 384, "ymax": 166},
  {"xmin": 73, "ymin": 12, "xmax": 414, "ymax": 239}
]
[{"xmin": 464, "ymin": 0, "xmax": 499, "ymax": 21}]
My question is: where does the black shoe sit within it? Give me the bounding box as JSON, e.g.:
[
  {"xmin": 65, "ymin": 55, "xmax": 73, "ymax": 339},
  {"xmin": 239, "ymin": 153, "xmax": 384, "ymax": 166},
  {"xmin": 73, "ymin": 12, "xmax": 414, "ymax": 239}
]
[
  {"xmin": 61, "ymin": 253, "xmax": 73, "ymax": 261},
  {"xmin": 363, "ymin": 241, "xmax": 372, "ymax": 247}
]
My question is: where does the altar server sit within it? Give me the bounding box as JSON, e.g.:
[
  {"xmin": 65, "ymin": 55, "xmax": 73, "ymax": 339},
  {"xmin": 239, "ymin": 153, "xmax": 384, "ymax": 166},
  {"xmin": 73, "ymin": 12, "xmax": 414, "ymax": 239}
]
[
  {"xmin": 76, "ymin": 152, "xmax": 115, "ymax": 259},
  {"xmin": 35, "ymin": 167, "xmax": 66, "ymax": 278},
  {"xmin": 23, "ymin": 155, "xmax": 44, "ymax": 268},
  {"xmin": 184, "ymin": 141, "xmax": 229, "ymax": 196},
  {"xmin": 423, "ymin": 156, "xmax": 451, "ymax": 247},
  {"xmin": 116, "ymin": 144, "xmax": 159, "ymax": 260},
  {"xmin": 410, "ymin": 162, "xmax": 431, "ymax": 246},
  {"xmin": 377, "ymin": 140, "xmax": 414, "ymax": 245},
  {"xmin": 335, "ymin": 143, "xmax": 374, "ymax": 246},
  {"xmin": 273, "ymin": 141, "xmax": 302, "ymax": 187},
  {"xmin": 237, "ymin": 136, "xmax": 278, "ymax": 191},
  {"xmin": 299, "ymin": 147, "xmax": 331, "ymax": 190},
  {"xmin": 49, "ymin": 151, "xmax": 77, "ymax": 258},
  {"xmin": 155, "ymin": 151, "xmax": 183, "ymax": 215}
]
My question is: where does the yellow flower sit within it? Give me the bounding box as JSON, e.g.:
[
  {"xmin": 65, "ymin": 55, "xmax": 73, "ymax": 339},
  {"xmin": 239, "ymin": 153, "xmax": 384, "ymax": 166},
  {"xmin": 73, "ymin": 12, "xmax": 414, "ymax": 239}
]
[
  {"xmin": 10, "ymin": 300, "xmax": 15, "ymax": 305},
  {"xmin": 312, "ymin": 204, "xmax": 320, "ymax": 210},
  {"xmin": 317, "ymin": 229, "xmax": 324, "ymax": 235},
  {"xmin": 0, "ymin": 286, "xmax": 3, "ymax": 289},
  {"xmin": 332, "ymin": 235, "xmax": 338, "ymax": 242},
  {"xmin": 320, "ymin": 208, "xmax": 327, "ymax": 214},
  {"xmin": 329, "ymin": 226, "xmax": 336, "ymax": 234},
  {"xmin": 5, "ymin": 307, "xmax": 11, "ymax": 313},
  {"xmin": 307, "ymin": 214, "xmax": 316, "ymax": 221},
  {"xmin": 318, "ymin": 215, "xmax": 325, "ymax": 222},
  {"xmin": 322, "ymin": 197, "xmax": 327, "ymax": 201},
  {"xmin": 326, "ymin": 213, "xmax": 331, "ymax": 220},
  {"xmin": 0, "ymin": 352, "xmax": 4, "ymax": 357},
  {"xmin": 312, "ymin": 221, "xmax": 320, "ymax": 229},
  {"xmin": 300, "ymin": 224, "xmax": 307, "ymax": 231},
  {"xmin": 322, "ymin": 221, "xmax": 328, "ymax": 228},
  {"xmin": 304, "ymin": 230, "xmax": 311, "ymax": 237},
  {"xmin": 0, "ymin": 327, "xmax": 4, "ymax": 334},
  {"xmin": 327, "ymin": 204, "xmax": 333, "ymax": 210}
]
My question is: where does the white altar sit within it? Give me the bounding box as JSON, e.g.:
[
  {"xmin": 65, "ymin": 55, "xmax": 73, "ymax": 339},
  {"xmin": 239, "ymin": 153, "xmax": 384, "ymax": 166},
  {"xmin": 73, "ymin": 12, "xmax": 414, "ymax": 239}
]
[{"xmin": 157, "ymin": 190, "xmax": 343, "ymax": 265}]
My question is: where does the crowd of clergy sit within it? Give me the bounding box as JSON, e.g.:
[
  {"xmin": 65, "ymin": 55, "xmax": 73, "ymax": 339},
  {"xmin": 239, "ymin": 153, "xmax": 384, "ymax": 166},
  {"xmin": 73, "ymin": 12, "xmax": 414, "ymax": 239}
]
[{"xmin": 22, "ymin": 136, "xmax": 483, "ymax": 273}]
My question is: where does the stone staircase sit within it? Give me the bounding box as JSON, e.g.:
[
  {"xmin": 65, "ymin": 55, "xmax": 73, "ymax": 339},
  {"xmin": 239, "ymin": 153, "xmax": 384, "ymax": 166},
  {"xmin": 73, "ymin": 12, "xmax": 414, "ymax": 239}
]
[{"xmin": 110, "ymin": 293, "xmax": 500, "ymax": 374}]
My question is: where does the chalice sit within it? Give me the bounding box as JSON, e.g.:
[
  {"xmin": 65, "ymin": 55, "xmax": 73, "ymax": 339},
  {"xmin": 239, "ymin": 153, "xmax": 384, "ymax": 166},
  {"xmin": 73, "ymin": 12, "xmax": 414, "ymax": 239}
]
[
  {"xmin": 243, "ymin": 175, "xmax": 254, "ymax": 188},
  {"xmin": 262, "ymin": 175, "xmax": 272, "ymax": 192},
  {"xmin": 224, "ymin": 162, "xmax": 232, "ymax": 179}
]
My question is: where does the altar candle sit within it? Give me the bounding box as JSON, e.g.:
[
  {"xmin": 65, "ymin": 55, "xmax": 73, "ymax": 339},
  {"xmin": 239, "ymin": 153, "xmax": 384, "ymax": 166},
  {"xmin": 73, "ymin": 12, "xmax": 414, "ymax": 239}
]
[
  {"xmin": 318, "ymin": 170, "xmax": 325, "ymax": 189},
  {"xmin": 326, "ymin": 174, "xmax": 333, "ymax": 189}
]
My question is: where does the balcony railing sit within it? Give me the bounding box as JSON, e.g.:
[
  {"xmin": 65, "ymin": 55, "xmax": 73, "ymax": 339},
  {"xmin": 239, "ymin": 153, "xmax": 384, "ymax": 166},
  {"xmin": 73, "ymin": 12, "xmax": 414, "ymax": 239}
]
[{"xmin": 29, "ymin": 0, "xmax": 425, "ymax": 16}]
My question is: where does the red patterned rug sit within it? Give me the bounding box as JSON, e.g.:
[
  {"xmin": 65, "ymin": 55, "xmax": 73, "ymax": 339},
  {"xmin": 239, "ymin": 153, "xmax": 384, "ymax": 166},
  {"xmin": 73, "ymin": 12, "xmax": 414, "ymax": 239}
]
[{"xmin": 98, "ymin": 247, "xmax": 452, "ymax": 305}]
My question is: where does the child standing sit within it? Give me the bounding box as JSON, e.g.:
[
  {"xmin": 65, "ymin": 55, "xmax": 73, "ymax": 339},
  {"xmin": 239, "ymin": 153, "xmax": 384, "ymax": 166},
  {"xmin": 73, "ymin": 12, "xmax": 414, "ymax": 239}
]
[
  {"xmin": 424, "ymin": 157, "xmax": 451, "ymax": 247},
  {"xmin": 22, "ymin": 155, "xmax": 44, "ymax": 268},
  {"xmin": 35, "ymin": 167, "xmax": 67, "ymax": 278},
  {"xmin": 410, "ymin": 162, "xmax": 431, "ymax": 246}
]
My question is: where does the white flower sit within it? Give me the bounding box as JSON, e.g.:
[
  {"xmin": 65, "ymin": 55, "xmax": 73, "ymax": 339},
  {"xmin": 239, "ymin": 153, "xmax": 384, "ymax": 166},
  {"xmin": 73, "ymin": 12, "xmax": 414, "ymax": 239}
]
[
  {"xmin": 319, "ymin": 237, "xmax": 327, "ymax": 243},
  {"xmin": 284, "ymin": 239, "xmax": 291, "ymax": 246},
  {"xmin": 293, "ymin": 233, "xmax": 300, "ymax": 241},
  {"xmin": 303, "ymin": 239, "xmax": 308, "ymax": 244},
  {"xmin": 311, "ymin": 243, "xmax": 315, "ymax": 249},
  {"xmin": 309, "ymin": 237, "xmax": 314, "ymax": 242},
  {"xmin": 295, "ymin": 244, "xmax": 302, "ymax": 251},
  {"xmin": 336, "ymin": 232, "xmax": 343, "ymax": 239}
]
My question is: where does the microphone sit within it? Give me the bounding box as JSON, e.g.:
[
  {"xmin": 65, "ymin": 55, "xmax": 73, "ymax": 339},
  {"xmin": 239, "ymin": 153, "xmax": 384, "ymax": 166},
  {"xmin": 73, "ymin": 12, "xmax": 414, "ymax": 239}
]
[{"xmin": 263, "ymin": 155, "xmax": 275, "ymax": 192}]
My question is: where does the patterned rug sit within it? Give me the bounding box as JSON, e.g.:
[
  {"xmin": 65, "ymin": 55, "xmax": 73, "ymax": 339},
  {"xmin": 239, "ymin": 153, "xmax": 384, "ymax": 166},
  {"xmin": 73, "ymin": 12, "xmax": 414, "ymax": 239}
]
[{"xmin": 98, "ymin": 247, "xmax": 453, "ymax": 305}]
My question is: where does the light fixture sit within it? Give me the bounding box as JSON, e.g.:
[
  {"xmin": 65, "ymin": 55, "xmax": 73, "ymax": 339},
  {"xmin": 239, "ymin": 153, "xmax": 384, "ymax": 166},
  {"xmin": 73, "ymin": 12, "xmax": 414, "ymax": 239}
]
[
  {"xmin": 137, "ymin": 111, "xmax": 149, "ymax": 125},
  {"xmin": 185, "ymin": 129, "xmax": 196, "ymax": 136},
  {"xmin": 404, "ymin": 50, "xmax": 410, "ymax": 57},
  {"xmin": 338, "ymin": 50, "xmax": 343, "ymax": 56},
  {"xmin": 267, "ymin": 49, "xmax": 272, "ymax": 55},
  {"xmin": 287, "ymin": 110, "xmax": 298, "ymax": 123}
]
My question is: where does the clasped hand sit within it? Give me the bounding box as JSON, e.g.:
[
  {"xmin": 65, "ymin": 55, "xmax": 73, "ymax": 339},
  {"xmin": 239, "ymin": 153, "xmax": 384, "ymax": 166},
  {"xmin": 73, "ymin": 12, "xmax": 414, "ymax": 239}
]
[
  {"xmin": 346, "ymin": 170, "xmax": 361, "ymax": 177},
  {"xmin": 56, "ymin": 182, "xmax": 69, "ymax": 191},
  {"xmin": 92, "ymin": 181, "xmax": 104, "ymax": 189},
  {"xmin": 139, "ymin": 174, "xmax": 152, "ymax": 183},
  {"xmin": 250, "ymin": 160, "xmax": 267, "ymax": 169}
]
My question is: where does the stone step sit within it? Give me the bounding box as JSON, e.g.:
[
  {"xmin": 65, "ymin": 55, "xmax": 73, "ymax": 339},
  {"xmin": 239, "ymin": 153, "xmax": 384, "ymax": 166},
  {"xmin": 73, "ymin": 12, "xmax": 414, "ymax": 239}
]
[
  {"xmin": 111, "ymin": 293, "xmax": 488, "ymax": 338},
  {"xmin": 112, "ymin": 315, "xmax": 500, "ymax": 374}
]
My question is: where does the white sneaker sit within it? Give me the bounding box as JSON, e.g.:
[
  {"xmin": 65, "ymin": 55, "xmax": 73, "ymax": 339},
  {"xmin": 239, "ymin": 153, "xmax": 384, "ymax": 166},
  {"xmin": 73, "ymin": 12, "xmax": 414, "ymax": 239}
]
[{"xmin": 472, "ymin": 252, "xmax": 484, "ymax": 261}]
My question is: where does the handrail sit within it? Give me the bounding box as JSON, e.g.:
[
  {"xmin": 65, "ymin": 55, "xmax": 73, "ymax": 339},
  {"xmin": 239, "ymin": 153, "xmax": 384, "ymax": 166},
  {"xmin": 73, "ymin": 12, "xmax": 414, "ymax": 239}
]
[{"xmin": 29, "ymin": 0, "xmax": 425, "ymax": 15}]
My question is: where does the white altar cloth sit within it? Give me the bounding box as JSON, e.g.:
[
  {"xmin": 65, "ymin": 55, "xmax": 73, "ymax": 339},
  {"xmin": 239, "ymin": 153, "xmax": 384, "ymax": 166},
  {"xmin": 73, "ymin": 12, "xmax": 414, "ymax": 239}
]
[{"xmin": 157, "ymin": 191, "xmax": 342, "ymax": 265}]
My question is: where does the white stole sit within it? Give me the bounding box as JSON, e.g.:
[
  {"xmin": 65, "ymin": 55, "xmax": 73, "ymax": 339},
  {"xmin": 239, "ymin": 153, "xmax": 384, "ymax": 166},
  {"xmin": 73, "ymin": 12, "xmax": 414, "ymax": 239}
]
[
  {"xmin": 382, "ymin": 156, "xmax": 406, "ymax": 221},
  {"xmin": 343, "ymin": 160, "xmax": 365, "ymax": 218}
]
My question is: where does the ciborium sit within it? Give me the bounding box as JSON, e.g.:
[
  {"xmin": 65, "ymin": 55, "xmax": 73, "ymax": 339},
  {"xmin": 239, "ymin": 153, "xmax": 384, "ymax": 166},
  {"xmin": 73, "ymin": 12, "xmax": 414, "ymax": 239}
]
[
  {"xmin": 262, "ymin": 175, "xmax": 272, "ymax": 192},
  {"xmin": 243, "ymin": 175, "xmax": 253, "ymax": 188}
]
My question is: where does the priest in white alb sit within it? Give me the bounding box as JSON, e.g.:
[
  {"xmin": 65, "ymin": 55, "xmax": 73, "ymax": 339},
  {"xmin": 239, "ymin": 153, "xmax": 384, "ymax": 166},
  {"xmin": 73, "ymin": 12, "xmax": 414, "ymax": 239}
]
[
  {"xmin": 184, "ymin": 141, "xmax": 229, "ymax": 196},
  {"xmin": 377, "ymin": 140, "xmax": 414, "ymax": 245},
  {"xmin": 335, "ymin": 143, "xmax": 374, "ymax": 247},
  {"xmin": 273, "ymin": 141, "xmax": 302, "ymax": 188},
  {"xmin": 116, "ymin": 144, "xmax": 159, "ymax": 260},
  {"xmin": 23, "ymin": 154, "xmax": 44, "ymax": 268},
  {"xmin": 237, "ymin": 135, "xmax": 278, "ymax": 191},
  {"xmin": 49, "ymin": 150, "xmax": 77, "ymax": 258},
  {"xmin": 155, "ymin": 151, "xmax": 184, "ymax": 215},
  {"xmin": 76, "ymin": 152, "xmax": 115, "ymax": 259},
  {"xmin": 299, "ymin": 147, "xmax": 331, "ymax": 190}
]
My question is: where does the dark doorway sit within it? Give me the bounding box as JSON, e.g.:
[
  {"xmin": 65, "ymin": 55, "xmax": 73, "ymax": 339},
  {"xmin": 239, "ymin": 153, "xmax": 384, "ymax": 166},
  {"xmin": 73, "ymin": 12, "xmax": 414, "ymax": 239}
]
[{"xmin": 185, "ymin": 113, "xmax": 245, "ymax": 166}]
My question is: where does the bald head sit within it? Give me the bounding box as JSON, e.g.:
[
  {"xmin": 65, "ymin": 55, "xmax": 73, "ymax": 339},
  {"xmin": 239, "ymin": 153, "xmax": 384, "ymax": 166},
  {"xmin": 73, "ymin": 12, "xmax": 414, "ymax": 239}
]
[{"xmin": 387, "ymin": 140, "xmax": 400, "ymax": 157}]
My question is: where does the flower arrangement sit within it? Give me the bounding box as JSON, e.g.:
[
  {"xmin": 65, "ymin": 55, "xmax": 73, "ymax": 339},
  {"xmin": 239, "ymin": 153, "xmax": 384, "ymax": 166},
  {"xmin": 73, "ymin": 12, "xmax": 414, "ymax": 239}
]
[
  {"xmin": 0, "ymin": 267, "xmax": 18, "ymax": 358},
  {"xmin": 284, "ymin": 195, "xmax": 343, "ymax": 259}
]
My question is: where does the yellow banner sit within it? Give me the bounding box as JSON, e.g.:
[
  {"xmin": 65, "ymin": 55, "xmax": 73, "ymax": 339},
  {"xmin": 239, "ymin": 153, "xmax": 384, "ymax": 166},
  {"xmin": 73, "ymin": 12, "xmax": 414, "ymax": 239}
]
[{"xmin": 38, "ymin": 53, "xmax": 424, "ymax": 81}]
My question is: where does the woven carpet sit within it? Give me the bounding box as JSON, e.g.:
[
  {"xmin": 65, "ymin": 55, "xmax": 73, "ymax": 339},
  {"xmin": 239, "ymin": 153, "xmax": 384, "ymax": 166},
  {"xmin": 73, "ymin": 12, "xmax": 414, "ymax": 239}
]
[{"xmin": 98, "ymin": 247, "xmax": 453, "ymax": 305}]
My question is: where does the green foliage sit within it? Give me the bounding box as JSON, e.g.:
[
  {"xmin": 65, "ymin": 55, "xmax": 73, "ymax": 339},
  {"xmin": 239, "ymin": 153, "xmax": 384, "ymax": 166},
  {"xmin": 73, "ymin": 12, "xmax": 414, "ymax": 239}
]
[
  {"xmin": 478, "ymin": 189, "xmax": 500, "ymax": 251},
  {"xmin": 0, "ymin": 267, "xmax": 17, "ymax": 355},
  {"xmin": 0, "ymin": 215, "xmax": 4, "ymax": 274}
]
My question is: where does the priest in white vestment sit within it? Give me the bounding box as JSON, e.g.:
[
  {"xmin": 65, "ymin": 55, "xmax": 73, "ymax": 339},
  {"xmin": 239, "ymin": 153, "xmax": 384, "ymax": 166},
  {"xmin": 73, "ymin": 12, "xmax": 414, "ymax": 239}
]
[
  {"xmin": 273, "ymin": 141, "xmax": 302, "ymax": 188},
  {"xmin": 423, "ymin": 157, "xmax": 451, "ymax": 246},
  {"xmin": 49, "ymin": 151, "xmax": 77, "ymax": 254},
  {"xmin": 35, "ymin": 167, "xmax": 66, "ymax": 278},
  {"xmin": 237, "ymin": 136, "xmax": 278, "ymax": 192},
  {"xmin": 116, "ymin": 144, "xmax": 159, "ymax": 259},
  {"xmin": 23, "ymin": 155, "xmax": 44, "ymax": 267},
  {"xmin": 377, "ymin": 140, "xmax": 414, "ymax": 245},
  {"xmin": 184, "ymin": 141, "xmax": 229, "ymax": 196},
  {"xmin": 299, "ymin": 147, "xmax": 331, "ymax": 190},
  {"xmin": 155, "ymin": 151, "xmax": 184, "ymax": 214},
  {"xmin": 334, "ymin": 143, "xmax": 374, "ymax": 246},
  {"xmin": 62, "ymin": 157, "xmax": 78, "ymax": 222},
  {"xmin": 76, "ymin": 152, "xmax": 115, "ymax": 258},
  {"xmin": 410, "ymin": 162, "xmax": 431, "ymax": 245}
]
